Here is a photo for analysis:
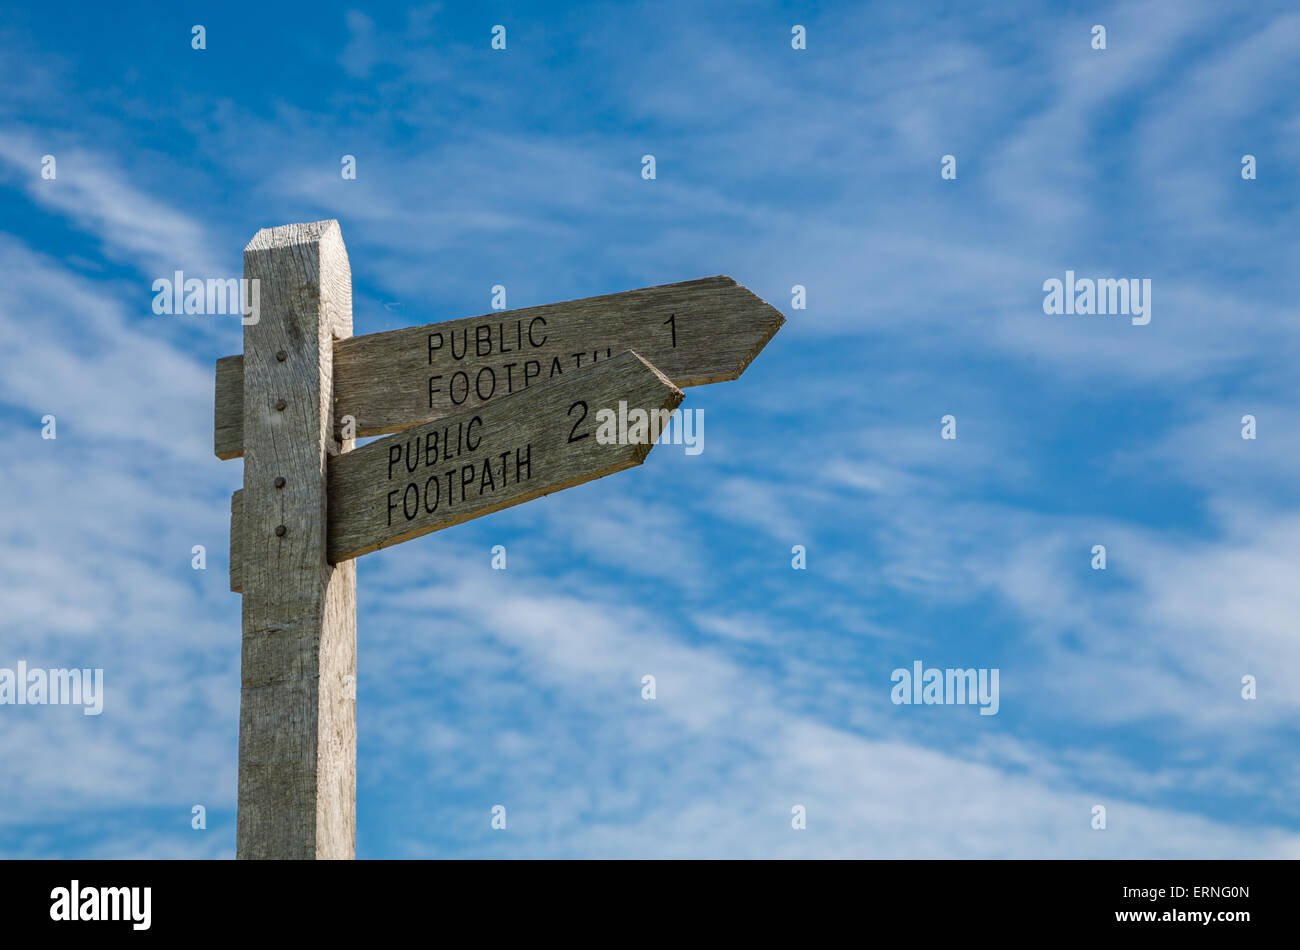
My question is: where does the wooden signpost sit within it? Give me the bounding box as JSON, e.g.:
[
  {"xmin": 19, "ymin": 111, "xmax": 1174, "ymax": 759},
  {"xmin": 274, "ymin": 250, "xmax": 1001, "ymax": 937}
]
[{"xmin": 217, "ymin": 219, "xmax": 783, "ymax": 859}]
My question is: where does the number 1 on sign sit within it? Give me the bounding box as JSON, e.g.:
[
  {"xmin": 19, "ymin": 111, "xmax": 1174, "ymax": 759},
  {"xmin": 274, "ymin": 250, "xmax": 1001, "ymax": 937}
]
[{"xmin": 663, "ymin": 313, "xmax": 676, "ymax": 348}]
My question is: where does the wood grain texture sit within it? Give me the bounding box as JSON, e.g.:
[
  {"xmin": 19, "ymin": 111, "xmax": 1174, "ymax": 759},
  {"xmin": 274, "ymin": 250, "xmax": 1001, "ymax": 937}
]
[
  {"xmin": 213, "ymin": 275, "xmax": 782, "ymax": 457},
  {"xmin": 229, "ymin": 489, "xmax": 243, "ymax": 593},
  {"xmin": 235, "ymin": 220, "xmax": 357, "ymax": 860},
  {"xmin": 214, "ymin": 356, "xmax": 244, "ymax": 460},
  {"xmin": 327, "ymin": 349, "xmax": 683, "ymax": 563}
]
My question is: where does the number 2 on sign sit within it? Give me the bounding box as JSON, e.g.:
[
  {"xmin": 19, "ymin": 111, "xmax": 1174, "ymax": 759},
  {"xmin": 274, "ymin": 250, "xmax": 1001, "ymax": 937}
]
[{"xmin": 567, "ymin": 401, "xmax": 589, "ymax": 442}]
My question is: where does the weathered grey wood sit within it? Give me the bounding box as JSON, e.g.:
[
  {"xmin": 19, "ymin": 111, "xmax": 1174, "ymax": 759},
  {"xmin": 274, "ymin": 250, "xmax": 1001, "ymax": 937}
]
[
  {"xmin": 229, "ymin": 489, "xmax": 243, "ymax": 593},
  {"xmin": 327, "ymin": 349, "xmax": 683, "ymax": 562},
  {"xmin": 212, "ymin": 276, "xmax": 783, "ymax": 457},
  {"xmin": 214, "ymin": 356, "xmax": 244, "ymax": 460},
  {"xmin": 236, "ymin": 220, "xmax": 357, "ymax": 860}
]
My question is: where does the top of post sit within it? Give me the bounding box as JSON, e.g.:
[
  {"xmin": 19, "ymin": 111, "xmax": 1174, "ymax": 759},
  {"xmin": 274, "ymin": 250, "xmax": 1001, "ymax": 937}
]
[{"xmin": 245, "ymin": 219, "xmax": 342, "ymax": 253}]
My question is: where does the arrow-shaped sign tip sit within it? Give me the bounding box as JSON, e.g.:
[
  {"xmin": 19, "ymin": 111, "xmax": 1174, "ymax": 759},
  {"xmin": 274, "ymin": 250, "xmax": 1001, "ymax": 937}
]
[{"xmin": 696, "ymin": 275, "xmax": 787, "ymax": 385}]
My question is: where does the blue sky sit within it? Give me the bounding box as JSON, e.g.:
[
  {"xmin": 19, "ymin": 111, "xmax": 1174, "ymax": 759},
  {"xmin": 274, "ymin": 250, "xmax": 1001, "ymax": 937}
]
[{"xmin": 1, "ymin": 0, "xmax": 1298, "ymax": 858}]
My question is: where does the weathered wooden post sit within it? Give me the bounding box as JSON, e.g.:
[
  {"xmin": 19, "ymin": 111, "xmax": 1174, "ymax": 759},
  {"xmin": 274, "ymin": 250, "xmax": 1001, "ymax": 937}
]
[
  {"xmin": 216, "ymin": 218, "xmax": 784, "ymax": 859},
  {"xmin": 235, "ymin": 220, "xmax": 356, "ymax": 859}
]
